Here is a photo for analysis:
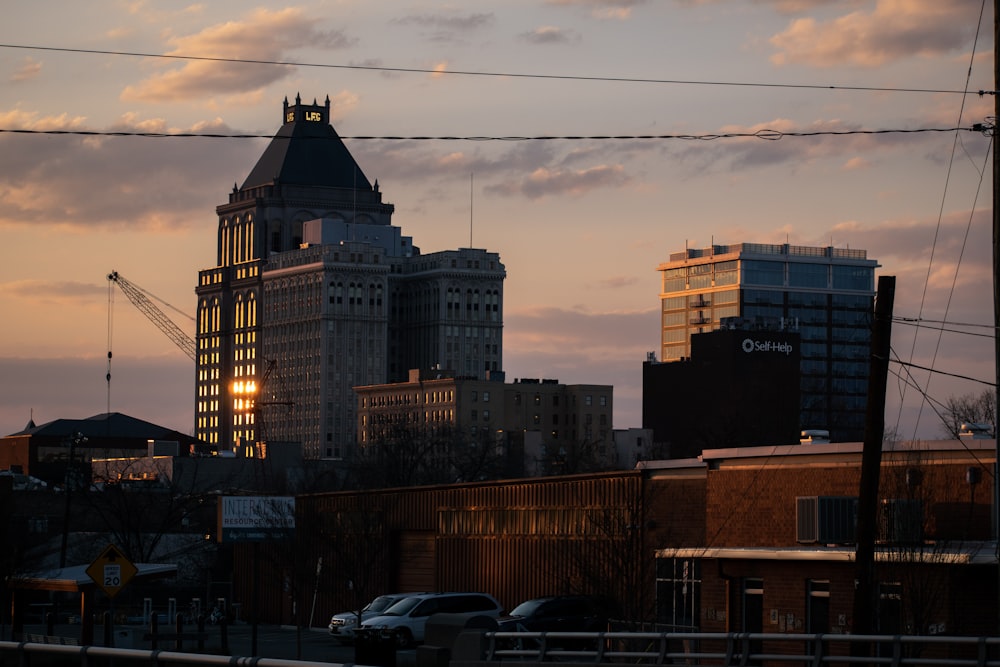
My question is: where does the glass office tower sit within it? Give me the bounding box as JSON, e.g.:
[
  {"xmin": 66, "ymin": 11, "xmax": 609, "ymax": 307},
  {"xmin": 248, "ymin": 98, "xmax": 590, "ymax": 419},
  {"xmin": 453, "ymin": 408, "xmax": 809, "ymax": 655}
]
[{"xmin": 657, "ymin": 243, "xmax": 878, "ymax": 441}]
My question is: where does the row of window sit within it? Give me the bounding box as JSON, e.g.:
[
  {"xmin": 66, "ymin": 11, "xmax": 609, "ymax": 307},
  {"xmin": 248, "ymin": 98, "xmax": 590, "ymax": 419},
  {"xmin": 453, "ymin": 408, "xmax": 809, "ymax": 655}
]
[{"xmin": 662, "ymin": 261, "xmax": 873, "ymax": 293}]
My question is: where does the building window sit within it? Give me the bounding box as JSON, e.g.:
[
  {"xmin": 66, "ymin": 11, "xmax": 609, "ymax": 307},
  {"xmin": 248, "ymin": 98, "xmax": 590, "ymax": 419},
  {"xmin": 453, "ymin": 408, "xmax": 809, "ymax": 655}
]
[
  {"xmin": 585, "ymin": 395, "xmax": 593, "ymax": 406},
  {"xmin": 471, "ymin": 391, "xmax": 478, "ymax": 403},
  {"xmin": 599, "ymin": 396, "xmax": 607, "ymax": 407},
  {"xmin": 482, "ymin": 391, "xmax": 490, "ymax": 402},
  {"xmin": 656, "ymin": 558, "xmax": 700, "ymax": 632},
  {"xmin": 482, "ymin": 409, "xmax": 490, "ymax": 421}
]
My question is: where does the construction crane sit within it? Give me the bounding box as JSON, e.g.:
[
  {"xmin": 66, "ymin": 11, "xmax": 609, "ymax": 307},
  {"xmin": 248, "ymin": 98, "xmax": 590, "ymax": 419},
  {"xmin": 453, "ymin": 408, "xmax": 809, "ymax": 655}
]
[
  {"xmin": 249, "ymin": 359, "xmax": 295, "ymax": 457},
  {"xmin": 107, "ymin": 271, "xmax": 196, "ymax": 361}
]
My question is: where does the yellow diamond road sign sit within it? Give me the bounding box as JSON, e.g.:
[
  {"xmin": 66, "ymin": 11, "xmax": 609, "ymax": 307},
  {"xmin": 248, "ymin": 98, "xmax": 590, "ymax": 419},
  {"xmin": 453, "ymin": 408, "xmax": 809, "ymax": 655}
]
[{"xmin": 86, "ymin": 544, "xmax": 137, "ymax": 598}]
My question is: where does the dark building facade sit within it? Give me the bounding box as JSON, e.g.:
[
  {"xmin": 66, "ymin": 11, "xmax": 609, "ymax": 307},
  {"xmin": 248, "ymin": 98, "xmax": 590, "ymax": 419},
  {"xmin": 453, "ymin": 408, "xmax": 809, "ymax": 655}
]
[
  {"xmin": 0, "ymin": 412, "xmax": 204, "ymax": 486},
  {"xmin": 643, "ymin": 328, "xmax": 801, "ymax": 458}
]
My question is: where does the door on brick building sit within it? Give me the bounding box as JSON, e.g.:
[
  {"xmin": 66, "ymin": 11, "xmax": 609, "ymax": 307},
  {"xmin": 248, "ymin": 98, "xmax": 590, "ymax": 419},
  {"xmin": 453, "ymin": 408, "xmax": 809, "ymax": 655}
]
[
  {"xmin": 877, "ymin": 582, "xmax": 903, "ymax": 659},
  {"xmin": 807, "ymin": 580, "xmax": 830, "ymax": 656},
  {"xmin": 742, "ymin": 578, "xmax": 764, "ymax": 665}
]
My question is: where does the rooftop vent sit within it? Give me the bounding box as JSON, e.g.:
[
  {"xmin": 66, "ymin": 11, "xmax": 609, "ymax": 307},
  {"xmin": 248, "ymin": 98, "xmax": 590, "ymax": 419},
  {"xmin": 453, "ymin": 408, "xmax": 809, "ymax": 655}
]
[
  {"xmin": 959, "ymin": 423, "xmax": 993, "ymax": 439},
  {"xmin": 800, "ymin": 429, "xmax": 830, "ymax": 445}
]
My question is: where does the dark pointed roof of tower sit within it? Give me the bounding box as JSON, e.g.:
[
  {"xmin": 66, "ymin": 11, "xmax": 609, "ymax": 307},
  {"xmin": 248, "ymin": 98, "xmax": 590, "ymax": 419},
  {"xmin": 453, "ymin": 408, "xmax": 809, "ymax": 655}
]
[{"xmin": 241, "ymin": 94, "xmax": 373, "ymax": 191}]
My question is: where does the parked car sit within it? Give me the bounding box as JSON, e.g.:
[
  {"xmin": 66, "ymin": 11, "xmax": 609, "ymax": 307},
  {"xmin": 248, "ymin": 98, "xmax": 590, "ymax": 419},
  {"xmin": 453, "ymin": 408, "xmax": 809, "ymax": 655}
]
[
  {"xmin": 496, "ymin": 595, "xmax": 619, "ymax": 633},
  {"xmin": 361, "ymin": 592, "xmax": 504, "ymax": 648},
  {"xmin": 328, "ymin": 593, "xmax": 417, "ymax": 643}
]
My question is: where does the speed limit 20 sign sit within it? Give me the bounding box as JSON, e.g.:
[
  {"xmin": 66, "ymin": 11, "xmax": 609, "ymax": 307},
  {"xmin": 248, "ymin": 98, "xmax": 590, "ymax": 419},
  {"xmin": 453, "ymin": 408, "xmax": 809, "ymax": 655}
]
[{"xmin": 86, "ymin": 544, "xmax": 137, "ymax": 598}]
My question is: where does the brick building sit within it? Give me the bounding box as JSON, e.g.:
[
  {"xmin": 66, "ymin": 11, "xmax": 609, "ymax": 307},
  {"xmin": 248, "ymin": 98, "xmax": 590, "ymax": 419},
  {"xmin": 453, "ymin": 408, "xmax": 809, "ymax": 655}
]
[
  {"xmin": 651, "ymin": 435, "xmax": 997, "ymax": 653},
  {"xmin": 232, "ymin": 434, "xmax": 997, "ymax": 655}
]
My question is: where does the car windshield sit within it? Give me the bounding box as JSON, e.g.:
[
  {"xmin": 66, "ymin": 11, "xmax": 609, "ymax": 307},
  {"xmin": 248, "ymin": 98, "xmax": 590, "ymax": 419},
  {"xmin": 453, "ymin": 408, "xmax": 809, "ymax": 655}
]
[
  {"xmin": 366, "ymin": 596, "xmax": 400, "ymax": 614},
  {"xmin": 380, "ymin": 596, "xmax": 422, "ymax": 616},
  {"xmin": 508, "ymin": 599, "xmax": 546, "ymax": 617}
]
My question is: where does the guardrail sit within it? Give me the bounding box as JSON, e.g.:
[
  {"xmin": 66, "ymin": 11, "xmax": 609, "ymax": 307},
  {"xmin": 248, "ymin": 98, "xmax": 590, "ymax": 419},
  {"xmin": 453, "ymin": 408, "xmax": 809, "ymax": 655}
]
[
  {"xmin": 482, "ymin": 631, "xmax": 1000, "ymax": 666},
  {"xmin": 0, "ymin": 640, "xmax": 343, "ymax": 667}
]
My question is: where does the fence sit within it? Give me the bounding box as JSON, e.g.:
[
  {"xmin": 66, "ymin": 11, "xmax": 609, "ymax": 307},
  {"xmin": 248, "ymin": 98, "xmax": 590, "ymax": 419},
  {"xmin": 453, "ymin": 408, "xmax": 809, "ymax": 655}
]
[
  {"xmin": 0, "ymin": 640, "xmax": 340, "ymax": 667},
  {"xmin": 480, "ymin": 631, "xmax": 1000, "ymax": 666}
]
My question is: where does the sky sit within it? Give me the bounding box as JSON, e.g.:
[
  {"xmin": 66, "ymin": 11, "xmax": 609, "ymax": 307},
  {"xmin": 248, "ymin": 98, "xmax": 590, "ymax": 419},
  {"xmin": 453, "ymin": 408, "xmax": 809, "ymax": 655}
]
[{"xmin": 0, "ymin": 0, "xmax": 996, "ymax": 444}]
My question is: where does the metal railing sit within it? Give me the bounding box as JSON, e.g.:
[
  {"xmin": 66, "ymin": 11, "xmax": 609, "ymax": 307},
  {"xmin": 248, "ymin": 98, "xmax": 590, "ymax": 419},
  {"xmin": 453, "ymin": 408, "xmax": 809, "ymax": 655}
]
[
  {"xmin": 483, "ymin": 631, "xmax": 1000, "ymax": 666},
  {"xmin": 0, "ymin": 639, "xmax": 343, "ymax": 667}
]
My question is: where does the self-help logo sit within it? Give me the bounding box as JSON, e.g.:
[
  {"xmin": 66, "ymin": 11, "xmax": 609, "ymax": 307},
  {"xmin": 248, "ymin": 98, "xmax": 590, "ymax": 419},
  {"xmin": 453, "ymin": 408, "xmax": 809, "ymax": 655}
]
[{"xmin": 741, "ymin": 338, "xmax": 794, "ymax": 355}]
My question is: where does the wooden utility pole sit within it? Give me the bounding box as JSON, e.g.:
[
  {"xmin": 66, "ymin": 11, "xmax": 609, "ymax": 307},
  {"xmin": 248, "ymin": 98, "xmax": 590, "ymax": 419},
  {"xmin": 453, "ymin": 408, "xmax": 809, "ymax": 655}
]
[
  {"xmin": 851, "ymin": 274, "xmax": 895, "ymax": 644},
  {"xmin": 993, "ymin": 0, "xmax": 1000, "ymax": 636}
]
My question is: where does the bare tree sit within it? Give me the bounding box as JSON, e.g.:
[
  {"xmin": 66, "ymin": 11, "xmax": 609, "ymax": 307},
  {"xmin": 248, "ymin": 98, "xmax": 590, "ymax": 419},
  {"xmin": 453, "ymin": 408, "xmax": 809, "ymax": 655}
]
[
  {"xmin": 541, "ymin": 439, "xmax": 613, "ymax": 476},
  {"xmin": 939, "ymin": 389, "xmax": 996, "ymax": 439},
  {"xmin": 350, "ymin": 424, "xmax": 506, "ymax": 489},
  {"xmin": 539, "ymin": 477, "xmax": 663, "ymax": 627},
  {"xmin": 874, "ymin": 448, "xmax": 991, "ymax": 657}
]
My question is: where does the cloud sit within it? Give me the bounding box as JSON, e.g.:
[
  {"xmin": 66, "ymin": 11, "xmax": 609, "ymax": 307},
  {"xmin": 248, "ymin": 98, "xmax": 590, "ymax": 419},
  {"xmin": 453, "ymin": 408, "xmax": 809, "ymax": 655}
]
[
  {"xmin": 506, "ymin": 305, "xmax": 658, "ymax": 353},
  {"xmin": 0, "ymin": 279, "xmax": 105, "ymax": 304},
  {"xmin": 389, "ymin": 11, "xmax": 495, "ymax": 44},
  {"xmin": 487, "ymin": 164, "xmax": 630, "ymax": 199},
  {"xmin": 769, "ymin": 0, "xmax": 982, "ymax": 68},
  {"xmin": 746, "ymin": 0, "xmax": 868, "ymax": 14},
  {"xmin": 121, "ymin": 8, "xmax": 355, "ymax": 102},
  {"xmin": 673, "ymin": 117, "xmax": 947, "ymax": 175},
  {"xmin": 595, "ymin": 276, "xmax": 640, "ymax": 289},
  {"xmin": 0, "ymin": 356, "xmax": 194, "ymax": 438},
  {"xmin": 391, "ymin": 12, "xmax": 495, "ymax": 31},
  {"xmin": 841, "ymin": 156, "xmax": 872, "ymax": 171},
  {"xmin": 519, "ymin": 26, "xmax": 580, "ymax": 44},
  {"xmin": 504, "ymin": 305, "xmax": 659, "ymax": 428},
  {"xmin": 545, "ymin": 0, "xmax": 650, "ymax": 20},
  {"xmin": 11, "ymin": 57, "xmax": 42, "ymax": 83},
  {"xmin": 825, "ymin": 209, "xmax": 992, "ymax": 325},
  {"xmin": 0, "ymin": 110, "xmax": 260, "ymax": 231}
]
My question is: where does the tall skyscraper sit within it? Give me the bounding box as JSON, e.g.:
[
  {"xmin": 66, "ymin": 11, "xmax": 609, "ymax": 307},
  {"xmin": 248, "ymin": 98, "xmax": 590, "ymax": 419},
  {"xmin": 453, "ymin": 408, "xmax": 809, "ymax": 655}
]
[
  {"xmin": 656, "ymin": 243, "xmax": 878, "ymax": 441},
  {"xmin": 195, "ymin": 95, "xmax": 505, "ymax": 457}
]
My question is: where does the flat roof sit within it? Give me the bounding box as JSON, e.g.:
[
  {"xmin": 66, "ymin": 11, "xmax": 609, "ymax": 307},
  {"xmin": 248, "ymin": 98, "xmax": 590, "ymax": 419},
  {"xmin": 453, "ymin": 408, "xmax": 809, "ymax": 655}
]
[
  {"xmin": 10, "ymin": 563, "xmax": 177, "ymax": 592},
  {"xmin": 659, "ymin": 543, "xmax": 998, "ymax": 566}
]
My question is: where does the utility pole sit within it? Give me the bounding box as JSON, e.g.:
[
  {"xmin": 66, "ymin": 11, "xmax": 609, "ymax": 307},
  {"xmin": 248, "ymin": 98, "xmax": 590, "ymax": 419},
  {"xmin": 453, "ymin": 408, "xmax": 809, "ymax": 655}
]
[
  {"xmin": 992, "ymin": 0, "xmax": 1000, "ymax": 636},
  {"xmin": 59, "ymin": 431, "xmax": 87, "ymax": 569},
  {"xmin": 851, "ymin": 275, "xmax": 895, "ymax": 647}
]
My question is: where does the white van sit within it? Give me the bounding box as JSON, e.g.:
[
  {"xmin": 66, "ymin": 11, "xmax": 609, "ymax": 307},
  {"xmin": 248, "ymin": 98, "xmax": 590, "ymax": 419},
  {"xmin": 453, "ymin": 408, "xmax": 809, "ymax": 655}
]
[{"xmin": 361, "ymin": 592, "xmax": 503, "ymax": 647}]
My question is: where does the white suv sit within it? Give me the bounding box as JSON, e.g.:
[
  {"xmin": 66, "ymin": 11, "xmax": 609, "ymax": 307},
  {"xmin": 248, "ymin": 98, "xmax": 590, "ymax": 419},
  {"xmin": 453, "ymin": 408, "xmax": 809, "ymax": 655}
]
[
  {"xmin": 328, "ymin": 593, "xmax": 416, "ymax": 643},
  {"xmin": 361, "ymin": 592, "xmax": 503, "ymax": 647}
]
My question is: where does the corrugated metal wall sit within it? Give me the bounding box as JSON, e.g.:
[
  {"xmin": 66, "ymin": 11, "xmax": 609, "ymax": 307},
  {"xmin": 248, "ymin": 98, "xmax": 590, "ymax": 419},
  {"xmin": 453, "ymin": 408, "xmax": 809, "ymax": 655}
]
[{"xmin": 235, "ymin": 470, "xmax": 684, "ymax": 624}]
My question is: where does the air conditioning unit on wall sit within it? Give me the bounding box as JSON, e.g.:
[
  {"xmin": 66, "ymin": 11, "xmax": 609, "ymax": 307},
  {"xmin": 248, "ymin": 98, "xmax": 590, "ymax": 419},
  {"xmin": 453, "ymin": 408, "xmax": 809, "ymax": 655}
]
[{"xmin": 796, "ymin": 496, "xmax": 858, "ymax": 544}]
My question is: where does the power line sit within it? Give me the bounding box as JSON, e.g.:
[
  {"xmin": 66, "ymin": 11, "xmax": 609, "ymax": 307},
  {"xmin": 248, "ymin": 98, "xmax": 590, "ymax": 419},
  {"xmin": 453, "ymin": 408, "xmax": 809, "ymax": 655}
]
[
  {"xmin": 889, "ymin": 356, "xmax": 997, "ymax": 388},
  {"xmin": 0, "ymin": 43, "xmax": 993, "ymax": 97},
  {"xmin": 0, "ymin": 127, "xmax": 977, "ymax": 141},
  {"xmin": 891, "ymin": 319, "xmax": 996, "ymax": 340},
  {"xmin": 893, "ymin": 315, "xmax": 996, "ymax": 330}
]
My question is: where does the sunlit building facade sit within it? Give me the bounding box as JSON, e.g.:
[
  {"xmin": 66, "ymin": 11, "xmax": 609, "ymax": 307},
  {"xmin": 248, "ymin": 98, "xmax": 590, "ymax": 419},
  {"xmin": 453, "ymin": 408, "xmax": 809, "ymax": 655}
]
[
  {"xmin": 656, "ymin": 243, "xmax": 878, "ymax": 441},
  {"xmin": 195, "ymin": 95, "xmax": 505, "ymax": 457}
]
